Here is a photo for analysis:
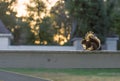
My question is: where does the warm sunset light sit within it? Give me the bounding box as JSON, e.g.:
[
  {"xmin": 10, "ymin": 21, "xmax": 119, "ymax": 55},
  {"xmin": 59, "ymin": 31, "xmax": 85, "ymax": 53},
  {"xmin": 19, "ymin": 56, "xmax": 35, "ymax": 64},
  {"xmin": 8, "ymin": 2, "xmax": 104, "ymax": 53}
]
[
  {"xmin": 15, "ymin": 0, "xmax": 29, "ymax": 17},
  {"xmin": 16, "ymin": 0, "xmax": 58, "ymax": 17},
  {"xmin": 15, "ymin": 0, "xmax": 68, "ymax": 45},
  {"xmin": 43, "ymin": 0, "xmax": 58, "ymax": 10}
]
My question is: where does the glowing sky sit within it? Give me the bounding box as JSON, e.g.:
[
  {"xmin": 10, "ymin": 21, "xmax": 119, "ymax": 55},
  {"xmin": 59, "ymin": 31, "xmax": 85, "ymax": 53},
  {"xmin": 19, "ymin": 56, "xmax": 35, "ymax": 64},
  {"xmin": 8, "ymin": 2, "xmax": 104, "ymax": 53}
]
[{"xmin": 16, "ymin": 0, "xmax": 58, "ymax": 17}]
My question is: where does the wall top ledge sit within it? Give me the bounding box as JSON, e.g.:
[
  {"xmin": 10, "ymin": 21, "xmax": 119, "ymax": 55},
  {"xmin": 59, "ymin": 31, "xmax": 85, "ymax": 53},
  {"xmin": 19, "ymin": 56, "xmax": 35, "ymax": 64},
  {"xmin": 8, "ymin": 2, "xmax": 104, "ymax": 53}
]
[
  {"xmin": 0, "ymin": 50, "xmax": 120, "ymax": 54},
  {"xmin": 106, "ymin": 37, "xmax": 119, "ymax": 40},
  {"xmin": 0, "ymin": 34, "xmax": 13, "ymax": 38}
]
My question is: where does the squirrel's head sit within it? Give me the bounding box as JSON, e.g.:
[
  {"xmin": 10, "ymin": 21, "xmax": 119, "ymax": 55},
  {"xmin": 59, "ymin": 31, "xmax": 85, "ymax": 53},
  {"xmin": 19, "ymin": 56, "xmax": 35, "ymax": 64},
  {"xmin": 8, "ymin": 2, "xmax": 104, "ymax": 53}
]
[{"xmin": 85, "ymin": 31, "xmax": 95, "ymax": 40}]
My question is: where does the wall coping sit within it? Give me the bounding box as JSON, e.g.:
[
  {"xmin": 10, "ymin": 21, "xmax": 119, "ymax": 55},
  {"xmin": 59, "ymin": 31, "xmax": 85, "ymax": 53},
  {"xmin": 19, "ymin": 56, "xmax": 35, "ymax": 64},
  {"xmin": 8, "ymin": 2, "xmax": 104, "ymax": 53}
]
[
  {"xmin": 0, "ymin": 34, "xmax": 13, "ymax": 39},
  {"xmin": 0, "ymin": 50, "xmax": 120, "ymax": 54},
  {"xmin": 106, "ymin": 37, "xmax": 119, "ymax": 40}
]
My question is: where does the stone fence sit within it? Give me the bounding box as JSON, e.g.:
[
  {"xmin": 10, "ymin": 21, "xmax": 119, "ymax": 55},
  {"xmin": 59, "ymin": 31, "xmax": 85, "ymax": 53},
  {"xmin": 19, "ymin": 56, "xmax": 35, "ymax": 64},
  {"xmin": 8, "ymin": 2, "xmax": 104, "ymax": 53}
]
[
  {"xmin": 0, "ymin": 25, "xmax": 120, "ymax": 68},
  {"xmin": 0, "ymin": 33, "xmax": 119, "ymax": 51},
  {"xmin": 0, "ymin": 50, "xmax": 120, "ymax": 68}
]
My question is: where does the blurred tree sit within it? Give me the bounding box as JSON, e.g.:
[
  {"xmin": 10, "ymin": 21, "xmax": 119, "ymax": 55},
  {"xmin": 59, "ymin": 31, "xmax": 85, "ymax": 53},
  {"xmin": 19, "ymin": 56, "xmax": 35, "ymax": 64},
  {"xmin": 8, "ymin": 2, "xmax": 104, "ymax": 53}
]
[
  {"xmin": 26, "ymin": 0, "xmax": 51, "ymax": 45},
  {"xmin": 0, "ymin": 0, "xmax": 35, "ymax": 45},
  {"xmin": 50, "ymin": 0, "xmax": 71, "ymax": 45},
  {"xmin": 111, "ymin": 0, "xmax": 120, "ymax": 34},
  {"xmin": 1, "ymin": 0, "xmax": 118, "ymax": 46},
  {"xmin": 0, "ymin": 0, "xmax": 17, "ymax": 30},
  {"xmin": 65, "ymin": 0, "xmax": 117, "ymax": 43},
  {"xmin": 39, "ymin": 16, "xmax": 55, "ymax": 45},
  {"xmin": 65, "ymin": 0, "xmax": 89, "ymax": 39},
  {"xmin": 113, "ymin": 14, "xmax": 120, "ymax": 36},
  {"xmin": 111, "ymin": 0, "xmax": 120, "ymax": 49},
  {"xmin": 12, "ymin": 18, "xmax": 35, "ymax": 45},
  {"xmin": 0, "ymin": 0, "xmax": 21, "ymax": 44}
]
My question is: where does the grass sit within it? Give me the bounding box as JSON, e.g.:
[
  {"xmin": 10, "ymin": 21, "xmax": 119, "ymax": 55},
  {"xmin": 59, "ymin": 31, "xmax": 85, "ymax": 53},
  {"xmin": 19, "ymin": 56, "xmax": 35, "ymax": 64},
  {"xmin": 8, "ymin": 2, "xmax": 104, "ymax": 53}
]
[
  {"xmin": 1, "ymin": 68, "xmax": 120, "ymax": 81},
  {"xmin": 1, "ymin": 68, "xmax": 120, "ymax": 76}
]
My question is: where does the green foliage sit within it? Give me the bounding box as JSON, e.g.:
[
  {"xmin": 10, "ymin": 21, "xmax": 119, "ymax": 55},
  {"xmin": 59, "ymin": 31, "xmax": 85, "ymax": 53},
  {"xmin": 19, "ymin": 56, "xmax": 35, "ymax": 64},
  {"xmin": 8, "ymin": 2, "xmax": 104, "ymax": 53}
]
[
  {"xmin": 1, "ymin": 0, "xmax": 119, "ymax": 45},
  {"xmin": 0, "ymin": 0, "xmax": 22, "ymax": 45},
  {"xmin": 27, "ymin": 0, "xmax": 46, "ymax": 16},
  {"xmin": 11, "ymin": 18, "xmax": 35, "ymax": 45},
  {"xmin": 112, "ymin": 10, "xmax": 120, "ymax": 35},
  {"xmin": 65, "ymin": 0, "xmax": 90, "ymax": 38},
  {"xmin": 0, "ymin": 0, "xmax": 17, "ymax": 30},
  {"xmin": 26, "ymin": 0, "xmax": 49, "ymax": 45},
  {"xmin": 65, "ymin": 0, "xmax": 117, "ymax": 43},
  {"xmin": 65, "ymin": 0, "xmax": 89, "ymax": 18},
  {"xmin": 39, "ymin": 17, "xmax": 55, "ymax": 45},
  {"xmin": 0, "ymin": 0, "xmax": 37, "ymax": 45},
  {"xmin": 50, "ymin": 0, "xmax": 71, "ymax": 45}
]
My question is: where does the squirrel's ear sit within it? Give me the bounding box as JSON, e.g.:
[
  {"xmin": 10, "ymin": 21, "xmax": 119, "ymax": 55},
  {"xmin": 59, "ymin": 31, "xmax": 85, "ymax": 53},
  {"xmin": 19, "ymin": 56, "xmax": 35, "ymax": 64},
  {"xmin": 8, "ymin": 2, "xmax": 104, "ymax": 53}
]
[{"xmin": 85, "ymin": 31, "xmax": 93, "ymax": 37}]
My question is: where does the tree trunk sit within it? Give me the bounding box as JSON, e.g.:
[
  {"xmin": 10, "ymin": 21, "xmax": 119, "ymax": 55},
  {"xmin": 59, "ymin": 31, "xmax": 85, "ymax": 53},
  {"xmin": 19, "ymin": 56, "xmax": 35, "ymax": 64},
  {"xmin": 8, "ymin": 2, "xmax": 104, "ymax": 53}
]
[{"xmin": 70, "ymin": 17, "xmax": 78, "ymax": 40}]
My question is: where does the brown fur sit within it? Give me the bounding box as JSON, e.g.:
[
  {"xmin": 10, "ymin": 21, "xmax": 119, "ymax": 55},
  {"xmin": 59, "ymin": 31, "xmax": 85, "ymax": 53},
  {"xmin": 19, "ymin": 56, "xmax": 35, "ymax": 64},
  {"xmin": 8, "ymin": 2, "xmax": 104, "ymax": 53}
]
[{"xmin": 81, "ymin": 31, "xmax": 101, "ymax": 51}]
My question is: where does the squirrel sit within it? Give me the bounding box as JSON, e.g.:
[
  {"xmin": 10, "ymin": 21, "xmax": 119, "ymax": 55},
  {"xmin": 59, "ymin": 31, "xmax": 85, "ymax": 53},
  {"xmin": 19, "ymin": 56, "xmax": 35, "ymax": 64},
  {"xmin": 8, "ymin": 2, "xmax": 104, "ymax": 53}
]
[{"xmin": 81, "ymin": 31, "xmax": 101, "ymax": 51}]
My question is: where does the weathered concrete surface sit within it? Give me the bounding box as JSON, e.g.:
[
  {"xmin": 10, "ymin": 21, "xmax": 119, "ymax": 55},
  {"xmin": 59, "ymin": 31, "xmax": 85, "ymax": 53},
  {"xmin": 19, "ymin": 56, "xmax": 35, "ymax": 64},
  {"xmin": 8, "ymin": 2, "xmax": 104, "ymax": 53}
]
[
  {"xmin": 0, "ymin": 70, "xmax": 50, "ymax": 81},
  {"xmin": 0, "ymin": 51, "xmax": 120, "ymax": 68}
]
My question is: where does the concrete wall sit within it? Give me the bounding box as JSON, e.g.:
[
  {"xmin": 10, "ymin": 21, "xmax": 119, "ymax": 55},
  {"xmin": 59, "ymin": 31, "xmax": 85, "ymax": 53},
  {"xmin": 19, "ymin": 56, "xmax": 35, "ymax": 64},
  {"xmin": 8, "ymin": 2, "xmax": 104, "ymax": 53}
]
[
  {"xmin": 0, "ymin": 34, "xmax": 12, "ymax": 49},
  {"xmin": 0, "ymin": 51, "xmax": 120, "ymax": 68},
  {"xmin": 106, "ymin": 37, "xmax": 119, "ymax": 51},
  {"xmin": 0, "ymin": 33, "xmax": 119, "ymax": 51}
]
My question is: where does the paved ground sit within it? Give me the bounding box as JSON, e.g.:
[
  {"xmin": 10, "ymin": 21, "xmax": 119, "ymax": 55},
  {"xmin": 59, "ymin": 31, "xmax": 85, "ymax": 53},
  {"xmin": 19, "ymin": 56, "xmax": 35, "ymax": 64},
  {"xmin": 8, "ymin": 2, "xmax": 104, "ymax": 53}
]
[{"xmin": 0, "ymin": 70, "xmax": 50, "ymax": 81}]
